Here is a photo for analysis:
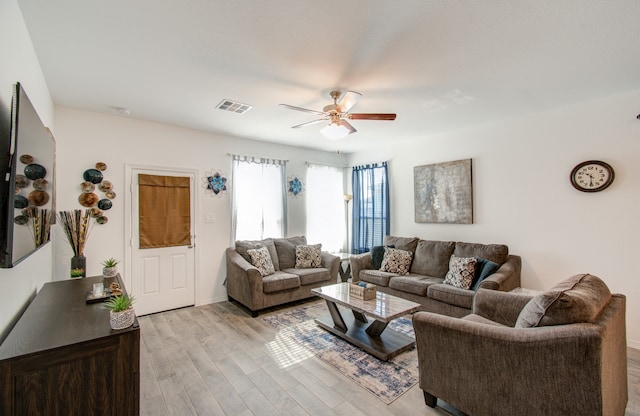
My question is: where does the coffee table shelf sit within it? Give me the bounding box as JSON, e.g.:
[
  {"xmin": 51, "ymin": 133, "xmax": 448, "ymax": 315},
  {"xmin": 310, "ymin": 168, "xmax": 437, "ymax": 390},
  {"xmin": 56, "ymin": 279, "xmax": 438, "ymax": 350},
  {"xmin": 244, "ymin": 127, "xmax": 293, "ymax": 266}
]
[{"xmin": 311, "ymin": 283, "xmax": 421, "ymax": 361}]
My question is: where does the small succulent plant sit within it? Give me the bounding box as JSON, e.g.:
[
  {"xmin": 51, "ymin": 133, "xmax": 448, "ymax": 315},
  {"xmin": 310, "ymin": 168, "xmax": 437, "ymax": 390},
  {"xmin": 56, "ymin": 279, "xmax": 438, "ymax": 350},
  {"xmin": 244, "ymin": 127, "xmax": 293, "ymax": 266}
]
[
  {"xmin": 104, "ymin": 294, "xmax": 135, "ymax": 313},
  {"xmin": 101, "ymin": 257, "xmax": 119, "ymax": 268}
]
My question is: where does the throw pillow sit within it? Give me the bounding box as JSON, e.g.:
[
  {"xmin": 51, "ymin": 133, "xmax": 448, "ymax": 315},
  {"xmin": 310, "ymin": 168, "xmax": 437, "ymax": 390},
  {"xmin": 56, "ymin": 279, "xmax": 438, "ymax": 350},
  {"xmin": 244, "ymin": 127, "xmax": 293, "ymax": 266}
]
[
  {"xmin": 379, "ymin": 247, "xmax": 413, "ymax": 275},
  {"xmin": 443, "ymin": 255, "xmax": 477, "ymax": 289},
  {"xmin": 247, "ymin": 246, "xmax": 275, "ymax": 277},
  {"xmin": 471, "ymin": 257, "xmax": 500, "ymax": 290},
  {"xmin": 515, "ymin": 273, "xmax": 612, "ymax": 328},
  {"xmin": 370, "ymin": 244, "xmax": 394, "ymax": 270},
  {"xmin": 295, "ymin": 244, "xmax": 322, "ymax": 268}
]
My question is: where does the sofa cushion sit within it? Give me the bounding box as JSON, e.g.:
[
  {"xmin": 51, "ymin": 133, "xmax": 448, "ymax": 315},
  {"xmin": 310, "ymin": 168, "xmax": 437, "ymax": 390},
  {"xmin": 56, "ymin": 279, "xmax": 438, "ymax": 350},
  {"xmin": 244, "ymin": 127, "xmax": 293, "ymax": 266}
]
[
  {"xmin": 235, "ymin": 238, "xmax": 280, "ymax": 271},
  {"xmin": 359, "ymin": 269, "xmax": 397, "ymax": 286},
  {"xmin": 380, "ymin": 247, "xmax": 413, "ymax": 276},
  {"xmin": 262, "ymin": 271, "xmax": 300, "ymax": 293},
  {"xmin": 453, "ymin": 242, "xmax": 509, "ymax": 265},
  {"xmin": 515, "ymin": 274, "xmax": 612, "ymax": 328},
  {"xmin": 283, "ymin": 267, "xmax": 331, "ymax": 285},
  {"xmin": 410, "ymin": 240, "xmax": 455, "ymax": 277},
  {"xmin": 389, "ymin": 275, "xmax": 442, "ymax": 296},
  {"xmin": 443, "ymin": 255, "xmax": 477, "ymax": 289},
  {"xmin": 428, "ymin": 283, "xmax": 475, "ymax": 309},
  {"xmin": 383, "ymin": 236, "xmax": 419, "ymax": 254},
  {"xmin": 370, "ymin": 244, "xmax": 394, "ymax": 270},
  {"xmin": 471, "ymin": 257, "xmax": 500, "ymax": 290},
  {"xmin": 274, "ymin": 236, "xmax": 307, "ymax": 269},
  {"xmin": 295, "ymin": 244, "xmax": 322, "ymax": 268},
  {"xmin": 247, "ymin": 246, "xmax": 275, "ymax": 277}
]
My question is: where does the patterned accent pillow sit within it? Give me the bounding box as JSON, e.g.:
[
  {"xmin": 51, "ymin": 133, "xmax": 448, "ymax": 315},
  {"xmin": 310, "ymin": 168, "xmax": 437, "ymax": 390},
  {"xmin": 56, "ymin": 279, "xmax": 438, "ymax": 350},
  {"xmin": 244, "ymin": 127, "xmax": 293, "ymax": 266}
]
[
  {"xmin": 247, "ymin": 246, "xmax": 275, "ymax": 276},
  {"xmin": 295, "ymin": 244, "xmax": 322, "ymax": 268},
  {"xmin": 443, "ymin": 255, "xmax": 478, "ymax": 289},
  {"xmin": 380, "ymin": 247, "xmax": 413, "ymax": 275}
]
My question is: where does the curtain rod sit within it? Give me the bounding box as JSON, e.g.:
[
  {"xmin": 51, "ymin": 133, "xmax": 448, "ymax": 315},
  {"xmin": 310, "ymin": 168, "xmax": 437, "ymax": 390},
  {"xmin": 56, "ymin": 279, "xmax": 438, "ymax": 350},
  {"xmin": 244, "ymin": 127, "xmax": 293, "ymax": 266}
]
[{"xmin": 227, "ymin": 153, "xmax": 288, "ymax": 163}]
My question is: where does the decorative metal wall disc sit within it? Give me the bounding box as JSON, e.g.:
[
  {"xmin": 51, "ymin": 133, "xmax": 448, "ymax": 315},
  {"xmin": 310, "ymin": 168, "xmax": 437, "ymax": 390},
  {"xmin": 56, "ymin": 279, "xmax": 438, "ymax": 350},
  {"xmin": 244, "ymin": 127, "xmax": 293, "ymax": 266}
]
[
  {"xmin": 24, "ymin": 164, "xmax": 46, "ymax": 180},
  {"xmin": 106, "ymin": 191, "xmax": 116, "ymax": 199},
  {"xmin": 33, "ymin": 178, "xmax": 49, "ymax": 190},
  {"xmin": 15, "ymin": 174, "xmax": 30, "ymax": 188},
  {"xmin": 95, "ymin": 162, "xmax": 107, "ymax": 171},
  {"xmin": 96, "ymin": 216, "xmax": 108, "ymax": 224},
  {"xmin": 14, "ymin": 195, "xmax": 28, "ymax": 209},
  {"xmin": 97, "ymin": 199, "xmax": 112, "ymax": 210},
  {"xmin": 79, "ymin": 192, "xmax": 99, "ymax": 207},
  {"xmin": 14, "ymin": 215, "xmax": 28, "ymax": 225},
  {"xmin": 83, "ymin": 168, "xmax": 103, "ymax": 184},
  {"xmin": 99, "ymin": 181, "xmax": 113, "ymax": 192},
  {"xmin": 89, "ymin": 207, "xmax": 103, "ymax": 217},
  {"xmin": 81, "ymin": 181, "xmax": 96, "ymax": 193},
  {"xmin": 28, "ymin": 190, "xmax": 49, "ymax": 206},
  {"xmin": 20, "ymin": 154, "xmax": 34, "ymax": 164}
]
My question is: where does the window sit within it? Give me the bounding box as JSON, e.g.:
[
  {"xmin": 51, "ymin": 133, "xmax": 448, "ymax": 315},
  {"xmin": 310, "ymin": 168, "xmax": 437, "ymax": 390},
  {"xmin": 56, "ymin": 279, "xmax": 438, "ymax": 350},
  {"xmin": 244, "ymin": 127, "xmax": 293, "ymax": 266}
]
[
  {"xmin": 231, "ymin": 155, "xmax": 286, "ymax": 241},
  {"xmin": 352, "ymin": 162, "xmax": 390, "ymax": 254},
  {"xmin": 306, "ymin": 164, "xmax": 345, "ymax": 253}
]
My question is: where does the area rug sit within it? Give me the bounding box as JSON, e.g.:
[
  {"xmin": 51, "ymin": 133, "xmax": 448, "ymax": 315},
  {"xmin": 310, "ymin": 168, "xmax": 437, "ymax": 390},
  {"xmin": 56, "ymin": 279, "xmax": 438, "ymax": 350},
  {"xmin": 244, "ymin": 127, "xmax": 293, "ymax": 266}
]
[{"xmin": 262, "ymin": 302, "xmax": 418, "ymax": 404}]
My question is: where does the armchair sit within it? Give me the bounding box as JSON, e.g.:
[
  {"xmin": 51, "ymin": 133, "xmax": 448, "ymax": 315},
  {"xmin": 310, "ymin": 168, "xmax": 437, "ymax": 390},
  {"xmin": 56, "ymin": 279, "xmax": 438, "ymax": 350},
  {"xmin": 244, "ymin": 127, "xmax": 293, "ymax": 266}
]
[{"xmin": 412, "ymin": 274, "xmax": 628, "ymax": 416}]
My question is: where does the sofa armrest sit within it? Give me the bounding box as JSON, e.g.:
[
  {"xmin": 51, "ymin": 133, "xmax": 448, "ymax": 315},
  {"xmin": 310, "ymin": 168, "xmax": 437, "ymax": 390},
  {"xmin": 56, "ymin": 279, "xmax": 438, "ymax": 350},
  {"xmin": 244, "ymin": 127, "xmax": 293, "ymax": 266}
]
[
  {"xmin": 477, "ymin": 254, "xmax": 521, "ymax": 292},
  {"xmin": 225, "ymin": 248, "xmax": 264, "ymax": 302},
  {"xmin": 472, "ymin": 288, "xmax": 534, "ymax": 326},
  {"xmin": 320, "ymin": 252, "xmax": 340, "ymax": 281},
  {"xmin": 349, "ymin": 253, "xmax": 371, "ymax": 283},
  {"xmin": 412, "ymin": 311, "xmax": 605, "ymax": 413}
]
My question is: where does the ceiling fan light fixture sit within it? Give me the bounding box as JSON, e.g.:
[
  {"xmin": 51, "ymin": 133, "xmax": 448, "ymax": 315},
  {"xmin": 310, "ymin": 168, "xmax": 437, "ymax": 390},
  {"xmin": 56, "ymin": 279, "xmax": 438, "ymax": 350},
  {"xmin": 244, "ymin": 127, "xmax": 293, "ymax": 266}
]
[{"xmin": 321, "ymin": 121, "xmax": 350, "ymax": 140}]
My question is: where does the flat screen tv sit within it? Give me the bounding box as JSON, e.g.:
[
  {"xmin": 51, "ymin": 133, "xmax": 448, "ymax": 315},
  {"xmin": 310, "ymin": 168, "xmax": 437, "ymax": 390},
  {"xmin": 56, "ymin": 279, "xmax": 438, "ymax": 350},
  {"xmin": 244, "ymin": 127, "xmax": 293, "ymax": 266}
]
[{"xmin": 0, "ymin": 83, "xmax": 56, "ymax": 268}]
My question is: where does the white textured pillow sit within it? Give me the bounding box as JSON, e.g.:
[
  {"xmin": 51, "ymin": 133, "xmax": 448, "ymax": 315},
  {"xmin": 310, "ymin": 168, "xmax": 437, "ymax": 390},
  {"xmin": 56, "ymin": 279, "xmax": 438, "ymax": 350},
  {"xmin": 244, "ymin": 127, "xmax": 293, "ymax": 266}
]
[
  {"xmin": 295, "ymin": 244, "xmax": 322, "ymax": 268},
  {"xmin": 443, "ymin": 255, "xmax": 477, "ymax": 289},
  {"xmin": 247, "ymin": 246, "xmax": 275, "ymax": 276},
  {"xmin": 380, "ymin": 247, "xmax": 413, "ymax": 275}
]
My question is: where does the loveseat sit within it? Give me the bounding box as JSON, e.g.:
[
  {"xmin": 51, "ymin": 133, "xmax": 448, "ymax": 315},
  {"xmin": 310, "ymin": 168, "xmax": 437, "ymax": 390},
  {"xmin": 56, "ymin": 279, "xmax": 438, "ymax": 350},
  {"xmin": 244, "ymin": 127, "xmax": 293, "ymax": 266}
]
[
  {"xmin": 412, "ymin": 274, "xmax": 628, "ymax": 415},
  {"xmin": 350, "ymin": 236, "xmax": 521, "ymax": 317},
  {"xmin": 226, "ymin": 236, "xmax": 340, "ymax": 316}
]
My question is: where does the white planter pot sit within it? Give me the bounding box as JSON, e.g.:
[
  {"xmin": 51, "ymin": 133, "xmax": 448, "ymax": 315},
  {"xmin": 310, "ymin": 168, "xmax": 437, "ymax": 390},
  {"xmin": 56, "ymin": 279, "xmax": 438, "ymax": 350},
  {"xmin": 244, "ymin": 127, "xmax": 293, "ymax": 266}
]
[
  {"xmin": 103, "ymin": 266, "xmax": 118, "ymax": 277},
  {"xmin": 109, "ymin": 308, "xmax": 135, "ymax": 330}
]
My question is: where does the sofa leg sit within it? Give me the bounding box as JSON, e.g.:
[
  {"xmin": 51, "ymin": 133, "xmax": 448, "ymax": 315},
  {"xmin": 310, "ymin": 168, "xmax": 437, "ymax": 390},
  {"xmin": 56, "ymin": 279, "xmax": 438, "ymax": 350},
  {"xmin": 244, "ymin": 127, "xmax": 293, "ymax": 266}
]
[
  {"xmin": 423, "ymin": 391, "xmax": 437, "ymax": 408},
  {"xmin": 251, "ymin": 310, "xmax": 259, "ymax": 318}
]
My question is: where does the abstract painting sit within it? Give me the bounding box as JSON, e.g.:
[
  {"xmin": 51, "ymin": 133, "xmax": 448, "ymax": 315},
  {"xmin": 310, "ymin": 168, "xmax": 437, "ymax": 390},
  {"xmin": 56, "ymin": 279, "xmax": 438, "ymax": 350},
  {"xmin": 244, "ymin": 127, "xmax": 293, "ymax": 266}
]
[{"xmin": 414, "ymin": 158, "xmax": 473, "ymax": 224}]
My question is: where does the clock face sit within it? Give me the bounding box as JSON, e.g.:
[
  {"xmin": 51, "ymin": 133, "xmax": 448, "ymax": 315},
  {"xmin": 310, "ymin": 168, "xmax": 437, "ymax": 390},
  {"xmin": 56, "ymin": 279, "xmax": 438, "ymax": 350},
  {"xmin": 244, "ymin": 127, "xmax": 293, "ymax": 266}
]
[{"xmin": 570, "ymin": 160, "xmax": 615, "ymax": 192}]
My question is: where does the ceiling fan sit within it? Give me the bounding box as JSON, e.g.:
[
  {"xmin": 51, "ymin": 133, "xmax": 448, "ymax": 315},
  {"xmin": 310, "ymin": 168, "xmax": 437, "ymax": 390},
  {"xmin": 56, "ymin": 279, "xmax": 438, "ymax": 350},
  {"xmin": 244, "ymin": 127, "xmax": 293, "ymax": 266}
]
[{"xmin": 279, "ymin": 90, "xmax": 396, "ymax": 139}]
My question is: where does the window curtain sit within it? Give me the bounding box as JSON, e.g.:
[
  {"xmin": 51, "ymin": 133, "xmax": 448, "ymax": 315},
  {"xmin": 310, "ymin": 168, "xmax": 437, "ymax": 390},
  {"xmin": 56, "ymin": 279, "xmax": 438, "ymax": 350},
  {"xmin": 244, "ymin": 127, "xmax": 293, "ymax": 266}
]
[
  {"xmin": 352, "ymin": 162, "xmax": 390, "ymax": 254},
  {"xmin": 231, "ymin": 155, "xmax": 287, "ymax": 241},
  {"xmin": 306, "ymin": 163, "xmax": 345, "ymax": 253}
]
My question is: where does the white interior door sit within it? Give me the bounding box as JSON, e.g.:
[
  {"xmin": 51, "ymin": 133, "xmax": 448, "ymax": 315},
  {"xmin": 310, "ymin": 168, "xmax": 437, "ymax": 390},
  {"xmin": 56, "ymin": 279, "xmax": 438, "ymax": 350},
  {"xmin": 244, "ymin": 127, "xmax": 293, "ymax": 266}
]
[{"xmin": 129, "ymin": 168, "xmax": 196, "ymax": 316}]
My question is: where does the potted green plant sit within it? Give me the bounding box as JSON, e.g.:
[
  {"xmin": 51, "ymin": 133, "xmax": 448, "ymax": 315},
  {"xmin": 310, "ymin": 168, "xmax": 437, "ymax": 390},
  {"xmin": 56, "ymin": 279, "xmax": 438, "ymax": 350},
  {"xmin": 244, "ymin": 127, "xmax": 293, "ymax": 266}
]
[
  {"xmin": 104, "ymin": 294, "xmax": 136, "ymax": 330},
  {"xmin": 101, "ymin": 257, "xmax": 119, "ymax": 277}
]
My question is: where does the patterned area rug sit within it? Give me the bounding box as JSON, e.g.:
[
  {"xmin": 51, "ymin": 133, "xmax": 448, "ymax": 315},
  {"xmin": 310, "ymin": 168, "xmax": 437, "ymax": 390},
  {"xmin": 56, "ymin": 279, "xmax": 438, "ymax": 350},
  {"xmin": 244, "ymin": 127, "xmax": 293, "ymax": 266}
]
[{"xmin": 262, "ymin": 302, "xmax": 419, "ymax": 404}]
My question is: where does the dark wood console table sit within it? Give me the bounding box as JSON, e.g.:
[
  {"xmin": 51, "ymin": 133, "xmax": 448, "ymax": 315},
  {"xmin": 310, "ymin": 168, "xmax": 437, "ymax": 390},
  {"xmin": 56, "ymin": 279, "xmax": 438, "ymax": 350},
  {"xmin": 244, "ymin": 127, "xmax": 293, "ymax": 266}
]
[{"xmin": 0, "ymin": 274, "xmax": 140, "ymax": 415}]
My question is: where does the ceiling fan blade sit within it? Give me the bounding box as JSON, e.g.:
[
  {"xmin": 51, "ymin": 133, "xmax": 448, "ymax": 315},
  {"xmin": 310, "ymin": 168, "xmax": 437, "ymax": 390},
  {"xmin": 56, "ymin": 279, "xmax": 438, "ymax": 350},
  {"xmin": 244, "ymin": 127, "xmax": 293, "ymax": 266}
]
[
  {"xmin": 291, "ymin": 118, "xmax": 328, "ymax": 129},
  {"xmin": 335, "ymin": 91, "xmax": 362, "ymax": 113},
  {"xmin": 339, "ymin": 120, "xmax": 357, "ymax": 135},
  {"xmin": 348, "ymin": 113, "xmax": 397, "ymax": 121},
  {"xmin": 279, "ymin": 103, "xmax": 326, "ymax": 116}
]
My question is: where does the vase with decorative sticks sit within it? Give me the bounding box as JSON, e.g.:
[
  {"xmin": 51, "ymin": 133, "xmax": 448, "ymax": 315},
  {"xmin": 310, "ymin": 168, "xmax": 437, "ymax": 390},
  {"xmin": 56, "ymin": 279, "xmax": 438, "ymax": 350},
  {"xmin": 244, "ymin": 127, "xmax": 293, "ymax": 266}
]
[{"xmin": 58, "ymin": 209, "xmax": 94, "ymax": 278}]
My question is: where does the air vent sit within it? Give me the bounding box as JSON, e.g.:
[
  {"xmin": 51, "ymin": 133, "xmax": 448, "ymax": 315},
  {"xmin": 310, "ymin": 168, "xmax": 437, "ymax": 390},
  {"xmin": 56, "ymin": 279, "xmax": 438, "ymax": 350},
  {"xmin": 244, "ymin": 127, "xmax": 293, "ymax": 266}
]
[{"xmin": 216, "ymin": 99, "xmax": 252, "ymax": 114}]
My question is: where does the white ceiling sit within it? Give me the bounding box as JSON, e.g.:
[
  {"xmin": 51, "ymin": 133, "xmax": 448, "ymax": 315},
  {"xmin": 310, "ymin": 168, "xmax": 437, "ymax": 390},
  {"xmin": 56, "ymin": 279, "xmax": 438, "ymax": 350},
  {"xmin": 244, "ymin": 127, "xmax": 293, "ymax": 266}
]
[{"xmin": 17, "ymin": 0, "xmax": 640, "ymax": 153}]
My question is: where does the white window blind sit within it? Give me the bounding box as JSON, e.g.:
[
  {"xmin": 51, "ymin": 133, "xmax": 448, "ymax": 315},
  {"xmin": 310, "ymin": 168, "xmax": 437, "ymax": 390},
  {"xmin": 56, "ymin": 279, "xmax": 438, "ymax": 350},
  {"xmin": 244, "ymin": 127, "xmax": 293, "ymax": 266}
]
[{"xmin": 306, "ymin": 163, "xmax": 345, "ymax": 253}]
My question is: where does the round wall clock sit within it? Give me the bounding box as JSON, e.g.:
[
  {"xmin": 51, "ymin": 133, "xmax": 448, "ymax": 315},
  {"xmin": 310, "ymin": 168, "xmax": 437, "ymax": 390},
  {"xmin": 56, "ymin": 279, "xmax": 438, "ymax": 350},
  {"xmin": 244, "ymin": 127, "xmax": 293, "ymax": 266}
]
[{"xmin": 570, "ymin": 160, "xmax": 615, "ymax": 192}]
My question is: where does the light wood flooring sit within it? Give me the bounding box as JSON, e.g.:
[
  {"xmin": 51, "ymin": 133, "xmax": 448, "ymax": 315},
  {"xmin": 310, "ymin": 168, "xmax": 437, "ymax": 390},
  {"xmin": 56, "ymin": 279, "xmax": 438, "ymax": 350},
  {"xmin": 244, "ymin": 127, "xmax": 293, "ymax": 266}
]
[{"xmin": 139, "ymin": 299, "xmax": 640, "ymax": 416}]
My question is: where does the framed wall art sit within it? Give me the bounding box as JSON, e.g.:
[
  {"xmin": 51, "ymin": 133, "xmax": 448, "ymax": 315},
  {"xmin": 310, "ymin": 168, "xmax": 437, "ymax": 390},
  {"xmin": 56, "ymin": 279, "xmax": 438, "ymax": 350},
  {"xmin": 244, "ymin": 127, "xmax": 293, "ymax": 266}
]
[{"xmin": 414, "ymin": 158, "xmax": 473, "ymax": 224}]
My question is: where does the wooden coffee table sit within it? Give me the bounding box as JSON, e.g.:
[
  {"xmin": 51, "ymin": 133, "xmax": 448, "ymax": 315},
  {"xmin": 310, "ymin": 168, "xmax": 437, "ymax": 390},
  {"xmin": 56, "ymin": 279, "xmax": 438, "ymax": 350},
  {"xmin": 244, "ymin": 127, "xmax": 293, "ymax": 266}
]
[{"xmin": 311, "ymin": 282, "xmax": 421, "ymax": 361}]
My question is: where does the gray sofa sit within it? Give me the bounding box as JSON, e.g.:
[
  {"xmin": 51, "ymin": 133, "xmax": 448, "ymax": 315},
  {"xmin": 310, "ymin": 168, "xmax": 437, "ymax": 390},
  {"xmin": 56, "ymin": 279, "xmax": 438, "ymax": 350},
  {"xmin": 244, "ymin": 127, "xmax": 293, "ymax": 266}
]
[
  {"xmin": 226, "ymin": 236, "xmax": 340, "ymax": 316},
  {"xmin": 413, "ymin": 274, "xmax": 628, "ymax": 415},
  {"xmin": 350, "ymin": 236, "xmax": 521, "ymax": 317}
]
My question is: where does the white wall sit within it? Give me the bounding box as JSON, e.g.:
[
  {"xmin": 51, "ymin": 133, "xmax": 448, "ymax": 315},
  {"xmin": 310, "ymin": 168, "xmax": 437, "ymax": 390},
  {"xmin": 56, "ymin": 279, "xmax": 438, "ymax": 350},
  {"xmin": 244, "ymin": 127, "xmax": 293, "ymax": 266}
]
[
  {"xmin": 53, "ymin": 107, "xmax": 346, "ymax": 306},
  {"xmin": 349, "ymin": 89, "xmax": 640, "ymax": 348},
  {"xmin": 0, "ymin": 0, "xmax": 55, "ymax": 339}
]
